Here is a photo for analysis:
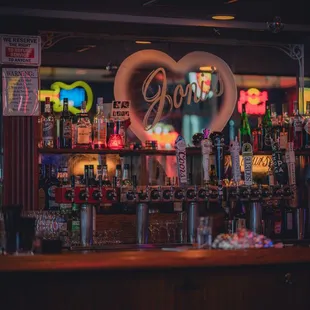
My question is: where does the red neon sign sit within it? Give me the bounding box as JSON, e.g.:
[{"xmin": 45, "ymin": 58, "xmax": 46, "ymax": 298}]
[{"xmin": 238, "ymin": 88, "xmax": 268, "ymax": 115}]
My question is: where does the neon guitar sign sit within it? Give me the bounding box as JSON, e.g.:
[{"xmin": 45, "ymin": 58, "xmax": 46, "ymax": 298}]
[{"xmin": 39, "ymin": 80, "xmax": 93, "ymax": 115}]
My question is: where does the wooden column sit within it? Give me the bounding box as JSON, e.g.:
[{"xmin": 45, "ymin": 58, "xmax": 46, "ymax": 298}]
[{"xmin": 3, "ymin": 116, "xmax": 38, "ymax": 211}]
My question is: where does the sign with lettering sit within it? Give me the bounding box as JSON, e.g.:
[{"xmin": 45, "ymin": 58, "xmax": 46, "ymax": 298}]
[
  {"xmin": 225, "ymin": 155, "xmax": 271, "ymax": 174},
  {"xmin": 111, "ymin": 100, "xmax": 130, "ymax": 120},
  {"xmin": 2, "ymin": 68, "xmax": 40, "ymax": 116},
  {"xmin": 0, "ymin": 34, "xmax": 41, "ymax": 66},
  {"xmin": 114, "ymin": 50, "xmax": 237, "ymax": 143}
]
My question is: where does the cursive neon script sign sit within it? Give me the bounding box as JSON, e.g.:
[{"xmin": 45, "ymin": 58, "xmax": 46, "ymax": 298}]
[{"xmin": 141, "ymin": 67, "xmax": 224, "ymax": 131}]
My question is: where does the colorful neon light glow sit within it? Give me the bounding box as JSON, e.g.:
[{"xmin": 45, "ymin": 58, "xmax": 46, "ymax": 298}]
[
  {"xmin": 238, "ymin": 88, "xmax": 268, "ymax": 115},
  {"xmin": 188, "ymin": 72, "xmax": 213, "ymax": 100},
  {"xmin": 39, "ymin": 81, "xmax": 93, "ymax": 114}
]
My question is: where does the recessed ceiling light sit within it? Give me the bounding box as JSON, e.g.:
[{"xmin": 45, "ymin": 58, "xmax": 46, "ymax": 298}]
[
  {"xmin": 212, "ymin": 15, "xmax": 235, "ymax": 20},
  {"xmin": 135, "ymin": 40, "xmax": 152, "ymax": 44}
]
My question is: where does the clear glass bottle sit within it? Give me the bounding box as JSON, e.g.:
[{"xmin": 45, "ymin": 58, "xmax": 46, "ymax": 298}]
[
  {"xmin": 93, "ymin": 98, "xmax": 107, "ymax": 149},
  {"xmin": 42, "ymin": 97, "xmax": 56, "ymax": 148},
  {"xmin": 122, "ymin": 164, "xmax": 132, "ymax": 187},
  {"xmin": 102, "ymin": 164, "xmax": 111, "ymax": 187},
  {"xmin": 75, "ymin": 101, "xmax": 92, "ymax": 149},
  {"xmin": 115, "ymin": 164, "xmax": 122, "ymax": 188}
]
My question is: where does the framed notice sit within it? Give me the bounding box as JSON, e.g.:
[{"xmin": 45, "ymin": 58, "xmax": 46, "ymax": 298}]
[
  {"xmin": 0, "ymin": 34, "xmax": 41, "ymax": 66},
  {"xmin": 111, "ymin": 100, "xmax": 130, "ymax": 120},
  {"xmin": 2, "ymin": 68, "xmax": 40, "ymax": 116}
]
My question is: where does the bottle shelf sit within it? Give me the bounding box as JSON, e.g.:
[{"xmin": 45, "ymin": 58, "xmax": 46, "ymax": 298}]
[{"xmin": 38, "ymin": 148, "xmax": 310, "ymax": 156}]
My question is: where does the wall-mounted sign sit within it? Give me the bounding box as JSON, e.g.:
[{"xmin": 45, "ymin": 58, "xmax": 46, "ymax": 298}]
[
  {"xmin": 2, "ymin": 68, "xmax": 40, "ymax": 116},
  {"xmin": 114, "ymin": 50, "xmax": 237, "ymax": 143},
  {"xmin": 238, "ymin": 88, "xmax": 268, "ymax": 115},
  {"xmin": 0, "ymin": 34, "xmax": 41, "ymax": 66},
  {"xmin": 111, "ymin": 100, "xmax": 130, "ymax": 120},
  {"xmin": 225, "ymin": 155, "xmax": 271, "ymax": 174},
  {"xmin": 39, "ymin": 81, "xmax": 93, "ymax": 115}
]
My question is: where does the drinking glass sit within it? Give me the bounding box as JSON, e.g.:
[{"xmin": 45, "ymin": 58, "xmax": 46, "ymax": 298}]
[{"xmin": 197, "ymin": 217, "xmax": 213, "ymax": 249}]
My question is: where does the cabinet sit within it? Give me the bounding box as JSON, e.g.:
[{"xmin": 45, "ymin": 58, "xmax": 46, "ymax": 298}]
[{"xmin": 1, "ymin": 262, "xmax": 310, "ymax": 310}]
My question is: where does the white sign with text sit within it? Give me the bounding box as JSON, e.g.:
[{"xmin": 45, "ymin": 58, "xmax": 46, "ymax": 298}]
[
  {"xmin": 2, "ymin": 68, "xmax": 40, "ymax": 116},
  {"xmin": 0, "ymin": 34, "xmax": 41, "ymax": 66}
]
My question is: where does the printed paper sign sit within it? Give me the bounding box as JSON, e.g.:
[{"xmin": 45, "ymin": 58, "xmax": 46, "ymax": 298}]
[
  {"xmin": 111, "ymin": 100, "xmax": 130, "ymax": 120},
  {"xmin": 2, "ymin": 68, "xmax": 40, "ymax": 116},
  {"xmin": 0, "ymin": 34, "xmax": 41, "ymax": 66}
]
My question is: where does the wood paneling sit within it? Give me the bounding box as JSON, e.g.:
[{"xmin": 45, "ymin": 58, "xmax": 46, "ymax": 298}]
[{"xmin": 3, "ymin": 116, "xmax": 38, "ymax": 211}]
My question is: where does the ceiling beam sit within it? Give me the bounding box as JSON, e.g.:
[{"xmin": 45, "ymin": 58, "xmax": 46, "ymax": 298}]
[{"xmin": 1, "ymin": 7, "xmax": 310, "ymax": 32}]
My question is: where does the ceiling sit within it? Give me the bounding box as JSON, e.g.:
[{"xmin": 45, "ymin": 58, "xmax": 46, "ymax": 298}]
[{"xmin": 0, "ymin": 0, "xmax": 307, "ymax": 26}]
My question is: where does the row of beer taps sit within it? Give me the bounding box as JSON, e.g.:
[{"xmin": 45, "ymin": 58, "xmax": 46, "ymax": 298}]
[{"xmin": 56, "ymin": 177, "xmax": 293, "ymax": 205}]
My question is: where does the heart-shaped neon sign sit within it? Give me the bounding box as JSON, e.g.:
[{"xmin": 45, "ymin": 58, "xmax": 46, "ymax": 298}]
[{"xmin": 114, "ymin": 50, "xmax": 237, "ymax": 143}]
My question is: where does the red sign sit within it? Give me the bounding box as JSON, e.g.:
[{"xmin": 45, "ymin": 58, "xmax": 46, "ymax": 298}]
[
  {"xmin": 5, "ymin": 47, "xmax": 35, "ymax": 59},
  {"xmin": 238, "ymin": 88, "xmax": 268, "ymax": 115}
]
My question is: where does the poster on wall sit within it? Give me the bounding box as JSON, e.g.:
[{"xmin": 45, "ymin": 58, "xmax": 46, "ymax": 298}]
[
  {"xmin": 2, "ymin": 67, "xmax": 40, "ymax": 116},
  {"xmin": 0, "ymin": 34, "xmax": 41, "ymax": 66}
]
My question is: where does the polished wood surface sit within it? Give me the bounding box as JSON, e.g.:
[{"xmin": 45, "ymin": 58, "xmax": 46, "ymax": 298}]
[{"xmin": 1, "ymin": 247, "xmax": 310, "ymax": 272}]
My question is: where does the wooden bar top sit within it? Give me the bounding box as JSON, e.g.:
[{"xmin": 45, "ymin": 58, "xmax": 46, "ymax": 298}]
[{"xmin": 1, "ymin": 247, "xmax": 310, "ymax": 272}]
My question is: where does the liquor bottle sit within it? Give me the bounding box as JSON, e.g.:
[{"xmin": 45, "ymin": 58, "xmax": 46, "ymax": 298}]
[
  {"xmin": 262, "ymin": 101, "xmax": 272, "ymax": 150},
  {"xmin": 72, "ymin": 114, "xmax": 77, "ymax": 149},
  {"xmin": 59, "ymin": 98, "xmax": 72, "ymax": 149},
  {"xmin": 240, "ymin": 104, "xmax": 251, "ymax": 145},
  {"xmin": 45, "ymin": 165, "xmax": 60, "ymax": 210},
  {"xmin": 279, "ymin": 116, "xmax": 288, "ymax": 150},
  {"xmin": 115, "ymin": 165, "xmax": 122, "ymax": 188},
  {"xmin": 42, "ymin": 97, "xmax": 56, "ymax": 148},
  {"xmin": 293, "ymin": 102, "xmax": 303, "ymax": 150},
  {"xmin": 76, "ymin": 101, "xmax": 92, "ymax": 149},
  {"xmin": 88, "ymin": 165, "xmax": 97, "ymax": 187},
  {"xmin": 38, "ymin": 102, "xmax": 44, "ymax": 148},
  {"xmin": 93, "ymin": 98, "xmax": 107, "ymax": 149},
  {"xmin": 272, "ymin": 207, "xmax": 283, "ymax": 239},
  {"xmin": 283, "ymin": 202, "xmax": 296, "ymax": 239},
  {"xmin": 234, "ymin": 201, "xmax": 246, "ymax": 231},
  {"xmin": 303, "ymin": 102, "xmax": 310, "ymax": 149},
  {"xmin": 38, "ymin": 163, "xmax": 46, "ymax": 210},
  {"xmin": 122, "ymin": 164, "xmax": 132, "ymax": 187},
  {"xmin": 102, "ymin": 164, "xmax": 111, "ymax": 187},
  {"xmin": 59, "ymin": 167, "xmax": 72, "ymax": 212},
  {"xmin": 271, "ymin": 103, "xmax": 278, "ymax": 126}
]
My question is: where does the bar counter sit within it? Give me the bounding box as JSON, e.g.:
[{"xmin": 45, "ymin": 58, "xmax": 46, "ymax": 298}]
[
  {"xmin": 1, "ymin": 248, "xmax": 310, "ymax": 310},
  {"xmin": 0, "ymin": 247, "xmax": 310, "ymax": 272}
]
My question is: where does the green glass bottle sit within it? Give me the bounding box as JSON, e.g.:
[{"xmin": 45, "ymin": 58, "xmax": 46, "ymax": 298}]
[
  {"xmin": 262, "ymin": 101, "xmax": 272, "ymax": 150},
  {"xmin": 240, "ymin": 104, "xmax": 252, "ymax": 145}
]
